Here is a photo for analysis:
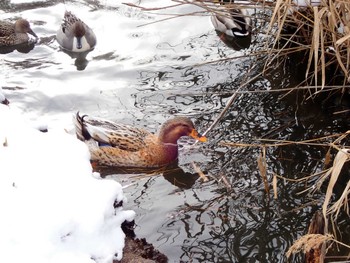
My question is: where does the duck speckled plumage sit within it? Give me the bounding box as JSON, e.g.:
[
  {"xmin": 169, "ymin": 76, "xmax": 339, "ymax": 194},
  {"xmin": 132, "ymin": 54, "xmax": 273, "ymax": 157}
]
[
  {"xmin": 56, "ymin": 11, "xmax": 96, "ymax": 52},
  {"xmin": 73, "ymin": 112, "xmax": 207, "ymax": 167},
  {"xmin": 0, "ymin": 19, "xmax": 38, "ymax": 46}
]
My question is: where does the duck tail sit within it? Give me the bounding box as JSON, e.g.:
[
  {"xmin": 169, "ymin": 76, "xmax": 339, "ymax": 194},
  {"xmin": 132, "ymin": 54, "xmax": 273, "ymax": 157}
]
[{"xmin": 73, "ymin": 112, "xmax": 91, "ymax": 141}]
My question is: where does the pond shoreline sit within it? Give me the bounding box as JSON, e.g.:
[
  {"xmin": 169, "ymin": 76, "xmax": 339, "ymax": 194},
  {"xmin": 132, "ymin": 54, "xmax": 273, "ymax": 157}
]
[{"xmin": 118, "ymin": 220, "xmax": 168, "ymax": 263}]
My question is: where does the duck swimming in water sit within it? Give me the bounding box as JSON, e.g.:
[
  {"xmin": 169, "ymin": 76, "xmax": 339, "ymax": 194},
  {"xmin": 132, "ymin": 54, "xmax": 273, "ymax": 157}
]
[
  {"xmin": 0, "ymin": 19, "xmax": 38, "ymax": 46},
  {"xmin": 56, "ymin": 11, "xmax": 96, "ymax": 52},
  {"xmin": 211, "ymin": 7, "xmax": 251, "ymax": 38},
  {"xmin": 73, "ymin": 112, "xmax": 207, "ymax": 168}
]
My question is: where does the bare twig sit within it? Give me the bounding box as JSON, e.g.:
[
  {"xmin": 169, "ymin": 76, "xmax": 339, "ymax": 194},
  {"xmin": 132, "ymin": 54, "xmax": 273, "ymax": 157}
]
[{"xmin": 192, "ymin": 162, "xmax": 209, "ymax": 182}]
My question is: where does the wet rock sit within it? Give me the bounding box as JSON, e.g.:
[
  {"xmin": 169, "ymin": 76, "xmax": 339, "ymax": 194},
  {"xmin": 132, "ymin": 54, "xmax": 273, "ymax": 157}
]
[{"xmin": 116, "ymin": 220, "xmax": 168, "ymax": 263}]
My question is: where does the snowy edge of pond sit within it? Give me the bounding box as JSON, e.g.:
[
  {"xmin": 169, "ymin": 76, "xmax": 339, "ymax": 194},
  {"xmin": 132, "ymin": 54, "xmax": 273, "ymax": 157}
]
[{"xmin": 0, "ymin": 103, "xmax": 135, "ymax": 263}]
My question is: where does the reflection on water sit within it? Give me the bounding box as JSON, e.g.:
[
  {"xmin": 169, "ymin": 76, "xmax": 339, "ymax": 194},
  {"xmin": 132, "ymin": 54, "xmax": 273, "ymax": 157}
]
[
  {"xmin": 0, "ymin": 42, "xmax": 35, "ymax": 54},
  {"xmin": 1, "ymin": 0, "xmax": 349, "ymax": 262},
  {"xmin": 214, "ymin": 30, "xmax": 252, "ymax": 51},
  {"xmin": 98, "ymin": 162, "xmax": 198, "ymax": 189},
  {"xmin": 61, "ymin": 49, "xmax": 92, "ymax": 71}
]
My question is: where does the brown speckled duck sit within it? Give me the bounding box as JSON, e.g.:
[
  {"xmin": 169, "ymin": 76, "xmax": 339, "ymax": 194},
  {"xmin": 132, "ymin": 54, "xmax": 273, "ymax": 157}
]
[
  {"xmin": 73, "ymin": 112, "xmax": 207, "ymax": 167},
  {"xmin": 0, "ymin": 19, "xmax": 38, "ymax": 46}
]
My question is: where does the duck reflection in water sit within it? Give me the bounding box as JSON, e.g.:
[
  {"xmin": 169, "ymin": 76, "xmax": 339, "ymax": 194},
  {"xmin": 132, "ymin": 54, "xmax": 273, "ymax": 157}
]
[
  {"xmin": 96, "ymin": 162, "xmax": 199, "ymax": 189},
  {"xmin": 211, "ymin": 7, "xmax": 252, "ymax": 51},
  {"xmin": 0, "ymin": 41, "xmax": 36, "ymax": 54},
  {"xmin": 61, "ymin": 49, "xmax": 90, "ymax": 71}
]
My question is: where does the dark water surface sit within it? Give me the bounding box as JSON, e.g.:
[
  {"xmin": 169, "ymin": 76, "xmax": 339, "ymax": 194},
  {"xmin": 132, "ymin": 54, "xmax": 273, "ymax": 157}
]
[{"xmin": 1, "ymin": 0, "xmax": 349, "ymax": 262}]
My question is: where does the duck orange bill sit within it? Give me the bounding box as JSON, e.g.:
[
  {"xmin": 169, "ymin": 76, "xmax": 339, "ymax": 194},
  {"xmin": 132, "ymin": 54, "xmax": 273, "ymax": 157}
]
[{"xmin": 190, "ymin": 129, "xmax": 207, "ymax": 142}]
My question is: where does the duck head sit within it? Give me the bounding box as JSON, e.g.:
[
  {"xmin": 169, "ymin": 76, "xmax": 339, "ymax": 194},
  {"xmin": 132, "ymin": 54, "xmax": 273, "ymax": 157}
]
[
  {"xmin": 72, "ymin": 21, "xmax": 86, "ymax": 50},
  {"xmin": 15, "ymin": 19, "xmax": 38, "ymax": 39},
  {"xmin": 158, "ymin": 117, "xmax": 207, "ymax": 145}
]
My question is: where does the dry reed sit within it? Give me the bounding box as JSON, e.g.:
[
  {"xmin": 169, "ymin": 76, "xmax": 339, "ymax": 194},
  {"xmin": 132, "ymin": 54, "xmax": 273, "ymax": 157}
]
[
  {"xmin": 286, "ymin": 233, "xmax": 332, "ymax": 259},
  {"xmin": 272, "ymin": 173, "xmax": 278, "ymax": 199},
  {"xmin": 191, "ymin": 161, "xmax": 209, "ymax": 182},
  {"xmin": 265, "ymin": 0, "xmax": 350, "ymax": 90},
  {"xmin": 125, "ymin": 0, "xmax": 350, "ymax": 90},
  {"xmin": 257, "ymin": 146, "xmax": 270, "ymax": 196},
  {"xmin": 125, "ymin": 0, "xmax": 350, "ymax": 256},
  {"xmin": 321, "ymin": 149, "xmax": 350, "ymax": 221},
  {"xmin": 192, "ymin": 0, "xmax": 350, "ymax": 92}
]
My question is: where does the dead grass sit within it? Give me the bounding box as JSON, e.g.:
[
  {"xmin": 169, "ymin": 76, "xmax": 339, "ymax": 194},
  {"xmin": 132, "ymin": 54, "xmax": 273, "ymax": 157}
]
[
  {"xmin": 258, "ymin": 146, "xmax": 270, "ymax": 197},
  {"xmin": 124, "ymin": 0, "xmax": 350, "ymax": 257},
  {"xmin": 191, "ymin": 161, "xmax": 209, "ymax": 182},
  {"xmin": 328, "ymin": 179, "xmax": 350, "ymax": 219},
  {"xmin": 125, "ymin": 0, "xmax": 350, "ymax": 91},
  {"xmin": 286, "ymin": 233, "xmax": 332, "ymax": 259},
  {"xmin": 197, "ymin": 0, "xmax": 350, "ymax": 92},
  {"xmin": 223, "ymin": 131, "xmax": 350, "ymax": 221},
  {"xmin": 265, "ymin": 0, "xmax": 350, "ymax": 90},
  {"xmin": 320, "ymin": 149, "xmax": 350, "ymax": 220},
  {"xmin": 223, "ymin": 132, "xmax": 350, "ymax": 259}
]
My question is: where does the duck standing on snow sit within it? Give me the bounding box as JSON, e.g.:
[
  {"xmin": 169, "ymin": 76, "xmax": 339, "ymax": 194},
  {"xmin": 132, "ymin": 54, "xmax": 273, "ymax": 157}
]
[
  {"xmin": 56, "ymin": 11, "xmax": 96, "ymax": 52},
  {"xmin": 0, "ymin": 19, "xmax": 38, "ymax": 46},
  {"xmin": 73, "ymin": 112, "xmax": 207, "ymax": 168}
]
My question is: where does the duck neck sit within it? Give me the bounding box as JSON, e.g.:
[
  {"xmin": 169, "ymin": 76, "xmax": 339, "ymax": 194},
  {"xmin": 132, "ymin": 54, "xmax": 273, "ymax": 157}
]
[
  {"xmin": 162, "ymin": 143, "xmax": 179, "ymax": 164},
  {"xmin": 158, "ymin": 127, "xmax": 182, "ymax": 162},
  {"xmin": 158, "ymin": 126, "xmax": 182, "ymax": 145}
]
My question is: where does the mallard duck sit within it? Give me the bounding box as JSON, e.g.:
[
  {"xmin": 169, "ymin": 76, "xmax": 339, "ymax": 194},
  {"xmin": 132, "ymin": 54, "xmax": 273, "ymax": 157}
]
[
  {"xmin": 211, "ymin": 8, "xmax": 251, "ymax": 38},
  {"xmin": 56, "ymin": 11, "xmax": 96, "ymax": 52},
  {"xmin": 73, "ymin": 112, "xmax": 207, "ymax": 167},
  {"xmin": 0, "ymin": 19, "xmax": 38, "ymax": 46}
]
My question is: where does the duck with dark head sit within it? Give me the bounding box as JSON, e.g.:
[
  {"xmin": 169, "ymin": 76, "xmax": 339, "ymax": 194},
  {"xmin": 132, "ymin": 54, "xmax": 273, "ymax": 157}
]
[{"xmin": 56, "ymin": 11, "xmax": 96, "ymax": 52}]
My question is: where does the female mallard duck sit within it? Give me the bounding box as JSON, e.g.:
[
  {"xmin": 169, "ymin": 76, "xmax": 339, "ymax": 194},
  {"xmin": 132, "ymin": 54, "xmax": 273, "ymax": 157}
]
[
  {"xmin": 0, "ymin": 19, "xmax": 38, "ymax": 46},
  {"xmin": 211, "ymin": 7, "xmax": 251, "ymax": 38},
  {"xmin": 73, "ymin": 112, "xmax": 207, "ymax": 167},
  {"xmin": 56, "ymin": 11, "xmax": 96, "ymax": 52}
]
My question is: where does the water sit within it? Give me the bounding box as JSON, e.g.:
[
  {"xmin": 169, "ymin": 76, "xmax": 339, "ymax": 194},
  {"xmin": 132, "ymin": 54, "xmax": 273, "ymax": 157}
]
[{"xmin": 1, "ymin": 0, "xmax": 349, "ymax": 262}]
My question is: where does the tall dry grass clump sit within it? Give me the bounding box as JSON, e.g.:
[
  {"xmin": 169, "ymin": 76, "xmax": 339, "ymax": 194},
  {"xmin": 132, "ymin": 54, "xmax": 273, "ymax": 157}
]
[
  {"xmin": 266, "ymin": 0, "xmax": 350, "ymax": 91},
  {"xmin": 126, "ymin": 1, "xmax": 350, "ymax": 259},
  {"xmin": 195, "ymin": 0, "xmax": 350, "ymax": 94}
]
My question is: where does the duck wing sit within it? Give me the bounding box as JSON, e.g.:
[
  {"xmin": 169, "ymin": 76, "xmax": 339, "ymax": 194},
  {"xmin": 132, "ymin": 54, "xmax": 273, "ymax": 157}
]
[
  {"xmin": 83, "ymin": 117, "xmax": 150, "ymax": 152},
  {"xmin": 61, "ymin": 11, "xmax": 80, "ymax": 33},
  {"xmin": 62, "ymin": 11, "xmax": 90, "ymax": 33},
  {"xmin": 212, "ymin": 9, "xmax": 250, "ymax": 35},
  {"xmin": 0, "ymin": 21, "xmax": 14, "ymax": 37}
]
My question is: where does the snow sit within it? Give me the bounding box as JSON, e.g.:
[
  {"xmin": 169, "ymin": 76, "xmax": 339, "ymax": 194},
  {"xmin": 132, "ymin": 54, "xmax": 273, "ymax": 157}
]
[
  {"xmin": 10, "ymin": 0, "xmax": 46, "ymax": 3},
  {"xmin": 293, "ymin": 0, "xmax": 321, "ymax": 7},
  {"xmin": 0, "ymin": 104, "xmax": 135, "ymax": 263}
]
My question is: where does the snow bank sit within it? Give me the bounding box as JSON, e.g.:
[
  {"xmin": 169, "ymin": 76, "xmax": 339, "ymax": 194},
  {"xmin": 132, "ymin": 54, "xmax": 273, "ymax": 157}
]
[{"xmin": 0, "ymin": 104, "xmax": 135, "ymax": 262}]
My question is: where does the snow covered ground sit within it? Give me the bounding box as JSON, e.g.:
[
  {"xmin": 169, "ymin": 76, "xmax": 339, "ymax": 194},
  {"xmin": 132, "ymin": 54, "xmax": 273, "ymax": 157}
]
[{"xmin": 0, "ymin": 103, "xmax": 135, "ymax": 263}]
